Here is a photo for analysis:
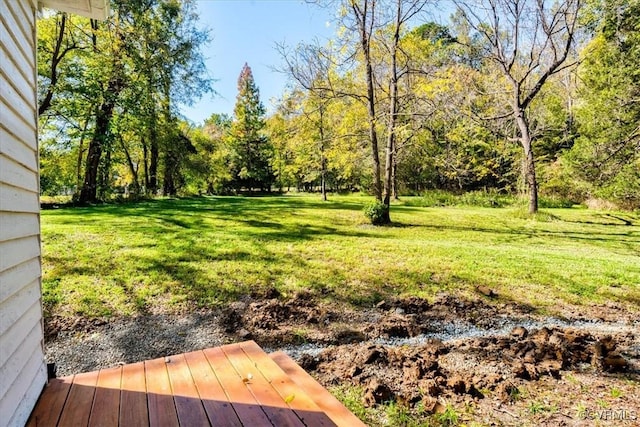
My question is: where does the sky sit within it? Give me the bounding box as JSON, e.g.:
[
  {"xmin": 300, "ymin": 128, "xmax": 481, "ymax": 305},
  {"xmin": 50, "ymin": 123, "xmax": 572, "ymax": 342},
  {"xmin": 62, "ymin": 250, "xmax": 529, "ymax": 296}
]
[{"xmin": 180, "ymin": 0, "xmax": 337, "ymax": 125}]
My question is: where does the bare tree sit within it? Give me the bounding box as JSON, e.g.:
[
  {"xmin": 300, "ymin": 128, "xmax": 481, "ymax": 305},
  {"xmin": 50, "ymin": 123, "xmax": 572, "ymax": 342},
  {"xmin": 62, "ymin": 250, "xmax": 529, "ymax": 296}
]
[
  {"xmin": 380, "ymin": 0, "xmax": 429, "ymax": 222},
  {"xmin": 349, "ymin": 0, "xmax": 384, "ymax": 202},
  {"xmin": 278, "ymin": 42, "xmax": 334, "ymax": 201},
  {"xmin": 455, "ymin": 0, "xmax": 582, "ymax": 213}
]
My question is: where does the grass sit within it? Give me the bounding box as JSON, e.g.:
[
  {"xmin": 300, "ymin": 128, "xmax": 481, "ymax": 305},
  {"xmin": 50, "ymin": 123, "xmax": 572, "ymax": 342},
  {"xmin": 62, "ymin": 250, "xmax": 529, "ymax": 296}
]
[{"xmin": 40, "ymin": 193, "xmax": 640, "ymax": 319}]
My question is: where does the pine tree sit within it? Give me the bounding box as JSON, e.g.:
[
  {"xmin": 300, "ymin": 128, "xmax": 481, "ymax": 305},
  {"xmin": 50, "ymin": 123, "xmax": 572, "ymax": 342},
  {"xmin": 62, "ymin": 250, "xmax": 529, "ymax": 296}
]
[{"xmin": 229, "ymin": 63, "xmax": 273, "ymax": 192}]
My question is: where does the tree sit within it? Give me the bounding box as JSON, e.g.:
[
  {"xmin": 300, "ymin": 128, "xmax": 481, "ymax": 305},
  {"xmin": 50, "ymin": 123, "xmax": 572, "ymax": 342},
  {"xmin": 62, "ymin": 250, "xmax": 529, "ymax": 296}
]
[
  {"xmin": 279, "ymin": 42, "xmax": 336, "ymax": 200},
  {"xmin": 229, "ymin": 63, "xmax": 274, "ymax": 192},
  {"xmin": 379, "ymin": 0, "xmax": 429, "ymax": 221},
  {"xmin": 455, "ymin": 0, "xmax": 582, "ymax": 213},
  {"xmin": 37, "ymin": 0, "xmax": 211, "ymax": 202},
  {"xmin": 569, "ymin": 0, "xmax": 640, "ymax": 208},
  {"xmin": 346, "ymin": 0, "xmax": 384, "ymax": 203}
]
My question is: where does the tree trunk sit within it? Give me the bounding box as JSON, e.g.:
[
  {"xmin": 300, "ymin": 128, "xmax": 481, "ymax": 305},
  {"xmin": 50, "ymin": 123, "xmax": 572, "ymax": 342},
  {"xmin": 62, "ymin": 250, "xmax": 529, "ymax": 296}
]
[
  {"xmin": 78, "ymin": 96, "xmax": 117, "ymax": 203},
  {"xmin": 515, "ymin": 110, "xmax": 538, "ymax": 214},
  {"xmin": 319, "ymin": 103, "xmax": 327, "ymax": 201},
  {"xmin": 75, "ymin": 112, "xmax": 91, "ymax": 194},
  {"xmin": 148, "ymin": 113, "xmax": 159, "ymax": 195},
  {"xmin": 120, "ymin": 135, "xmax": 139, "ymax": 195},
  {"xmin": 392, "ymin": 155, "xmax": 399, "ymax": 200},
  {"xmin": 142, "ymin": 137, "xmax": 150, "ymax": 191},
  {"xmin": 353, "ymin": 1, "xmax": 382, "ymax": 201},
  {"xmin": 381, "ymin": 0, "xmax": 402, "ymax": 224}
]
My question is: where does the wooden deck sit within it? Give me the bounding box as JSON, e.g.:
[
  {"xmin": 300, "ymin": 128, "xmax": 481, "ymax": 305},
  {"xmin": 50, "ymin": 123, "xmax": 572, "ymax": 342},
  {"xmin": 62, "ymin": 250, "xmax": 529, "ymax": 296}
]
[{"xmin": 27, "ymin": 341, "xmax": 365, "ymax": 427}]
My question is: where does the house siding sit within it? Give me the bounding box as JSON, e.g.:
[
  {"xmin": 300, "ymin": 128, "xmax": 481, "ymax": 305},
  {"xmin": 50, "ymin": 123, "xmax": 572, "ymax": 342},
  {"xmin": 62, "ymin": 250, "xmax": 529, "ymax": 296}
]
[{"xmin": 0, "ymin": 0, "xmax": 47, "ymax": 426}]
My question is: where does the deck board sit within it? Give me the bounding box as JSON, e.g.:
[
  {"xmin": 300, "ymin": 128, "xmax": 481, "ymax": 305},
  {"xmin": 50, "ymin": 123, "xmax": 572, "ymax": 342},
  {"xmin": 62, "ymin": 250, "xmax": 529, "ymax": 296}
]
[
  {"xmin": 145, "ymin": 357, "xmax": 179, "ymax": 427},
  {"xmin": 119, "ymin": 362, "xmax": 149, "ymax": 427},
  {"xmin": 89, "ymin": 366, "xmax": 122, "ymax": 427},
  {"xmin": 270, "ymin": 351, "xmax": 367, "ymax": 427},
  {"xmin": 183, "ymin": 350, "xmax": 243, "ymax": 427},
  {"xmin": 25, "ymin": 376, "xmax": 73, "ymax": 427},
  {"xmin": 165, "ymin": 353, "xmax": 209, "ymax": 427},
  {"xmin": 27, "ymin": 341, "xmax": 363, "ymax": 427},
  {"xmin": 221, "ymin": 342, "xmax": 306, "ymax": 427},
  {"xmin": 202, "ymin": 346, "xmax": 274, "ymax": 426},
  {"xmin": 57, "ymin": 370, "xmax": 99, "ymax": 427},
  {"xmin": 241, "ymin": 343, "xmax": 336, "ymax": 427}
]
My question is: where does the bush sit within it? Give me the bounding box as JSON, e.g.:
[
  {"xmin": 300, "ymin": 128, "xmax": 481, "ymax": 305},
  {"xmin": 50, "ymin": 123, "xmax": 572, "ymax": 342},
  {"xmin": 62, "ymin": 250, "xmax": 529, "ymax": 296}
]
[
  {"xmin": 403, "ymin": 190, "xmax": 517, "ymax": 208},
  {"xmin": 363, "ymin": 200, "xmax": 388, "ymax": 225}
]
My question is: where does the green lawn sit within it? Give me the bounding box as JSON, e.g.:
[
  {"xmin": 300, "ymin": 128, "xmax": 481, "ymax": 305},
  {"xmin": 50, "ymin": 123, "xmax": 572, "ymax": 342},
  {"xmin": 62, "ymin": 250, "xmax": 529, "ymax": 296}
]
[{"xmin": 41, "ymin": 194, "xmax": 640, "ymax": 319}]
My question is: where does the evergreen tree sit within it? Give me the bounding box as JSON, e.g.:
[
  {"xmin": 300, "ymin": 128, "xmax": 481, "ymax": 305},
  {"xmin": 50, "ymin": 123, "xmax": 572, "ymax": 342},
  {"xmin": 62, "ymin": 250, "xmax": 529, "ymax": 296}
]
[{"xmin": 229, "ymin": 63, "xmax": 274, "ymax": 192}]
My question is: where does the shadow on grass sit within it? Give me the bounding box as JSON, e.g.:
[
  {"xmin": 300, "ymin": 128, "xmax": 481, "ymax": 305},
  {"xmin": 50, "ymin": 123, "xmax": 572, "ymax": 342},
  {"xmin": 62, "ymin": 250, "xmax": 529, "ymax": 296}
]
[{"xmin": 41, "ymin": 196, "xmax": 640, "ymax": 318}]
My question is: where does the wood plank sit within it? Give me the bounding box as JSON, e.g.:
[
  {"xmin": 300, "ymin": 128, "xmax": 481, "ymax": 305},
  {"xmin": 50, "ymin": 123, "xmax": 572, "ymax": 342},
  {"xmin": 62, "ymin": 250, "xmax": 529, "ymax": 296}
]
[
  {"xmin": 119, "ymin": 362, "xmax": 149, "ymax": 427},
  {"xmin": 270, "ymin": 352, "xmax": 367, "ymax": 427},
  {"xmin": 202, "ymin": 346, "xmax": 273, "ymax": 426},
  {"xmin": 165, "ymin": 353, "xmax": 209, "ymax": 427},
  {"xmin": 145, "ymin": 357, "xmax": 179, "ymax": 427},
  {"xmin": 222, "ymin": 342, "xmax": 305, "ymax": 427},
  {"xmin": 57, "ymin": 370, "xmax": 99, "ymax": 427},
  {"xmin": 88, "ymin": 366, "xmax": 122, "ymax": 427},
  {"xmin": 241, "ymin": 342, "xmax": 336, "ymax": 427},
  {"xmin": 26, "ymin": 376, "xmax": 73, "ymax": 427},
  {"xmin": 183, "ymin": 350, "xmax": 242, "ymax": 427}
]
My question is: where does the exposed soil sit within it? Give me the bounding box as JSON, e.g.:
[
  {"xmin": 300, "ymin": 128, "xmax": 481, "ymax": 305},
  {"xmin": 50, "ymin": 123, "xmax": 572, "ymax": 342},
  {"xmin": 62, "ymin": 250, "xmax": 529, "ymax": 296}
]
[{"xmin": 45, "ymin": 290, "xmax": 640, "ymax": 426}]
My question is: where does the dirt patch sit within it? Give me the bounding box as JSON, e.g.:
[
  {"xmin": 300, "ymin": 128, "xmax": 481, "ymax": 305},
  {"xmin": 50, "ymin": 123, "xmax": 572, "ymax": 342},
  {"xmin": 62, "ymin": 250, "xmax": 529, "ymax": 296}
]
[
  {"xmin": 45, "ymin": 292, "xmax": 640, "ymax": 425},
  {"xmin": 214, "ymin": 291, "xmax": 639, "ymax": 425},
  {"xmin": 303, "ymin": 326, "xmax": 636, "ymax": 404}
]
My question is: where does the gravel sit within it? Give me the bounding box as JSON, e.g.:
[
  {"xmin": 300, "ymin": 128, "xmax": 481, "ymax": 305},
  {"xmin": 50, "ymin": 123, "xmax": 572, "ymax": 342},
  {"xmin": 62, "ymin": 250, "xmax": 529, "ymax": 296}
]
[
  {"xmin": 46, "ymin": 313, "xmax": 226, "ymax": 377},
  {"xmin": 46, "ymin": 311, "xmax": 639, "ymax": 378}
]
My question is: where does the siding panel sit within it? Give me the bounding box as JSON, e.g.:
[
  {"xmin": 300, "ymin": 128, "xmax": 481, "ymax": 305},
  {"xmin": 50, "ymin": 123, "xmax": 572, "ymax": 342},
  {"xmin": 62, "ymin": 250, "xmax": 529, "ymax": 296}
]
[
  {"xmin": 0, "ymin": 315, "xmax": 42, "ymax": 402},
  {"xmin": 0, "ymin": 43, "xmax": 36, "ymax": 106},
  {"xmin": 0, "ymin": 347, "xmax": 47, "ymax": 427},
  {"xmin": 0, "ymin": 182, "xmax": 40, "ymax": 213},
  {"xmin": 0, "ymin": 1, "xmax": 36, "ymax": 70},
  {"xmin": 0, "ymin": 91, "xmax": 36, "ymax": 147},
  {"xmin": 0, "ymin": 235, "xmax": 40, "ymax": 274},
  {"xmin": 0, "ymin": 211, "xmax": 40, "ymax": 241},
  {"xmin": 0, "ymin": 299, "xmax": 42, "ymax": 368},
  {"xmin": 0, "ymin": 257, "xmax": 41, "ymax": 304},
  {"xmin": 0, "ymin": 71, "xmax": 37, "ymax": 129},
  {"xmin": 0, "ymin": 127, "xmax": 38, "ymax": 172},
  {"xmin": 8, "ymin": 364, "xmax": 47, "ymax": 427},
  {"xmin": 0, "ymin": 278, "xmax": 41, "ymax": 337},
  {"xmin": 0, "ymin": 1, "xmax": 46, "ymax": 426},
  {"xmin": 0, "ymin": 154, "xmax": 39, "ymax": 193}
]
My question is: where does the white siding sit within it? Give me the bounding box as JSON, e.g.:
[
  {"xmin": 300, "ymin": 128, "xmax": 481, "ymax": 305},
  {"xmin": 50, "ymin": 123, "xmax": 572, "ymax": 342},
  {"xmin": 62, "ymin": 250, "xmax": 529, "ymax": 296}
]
[{"xmin": 0, "ymin": 0, "xmax": 47, "ymax": 426}]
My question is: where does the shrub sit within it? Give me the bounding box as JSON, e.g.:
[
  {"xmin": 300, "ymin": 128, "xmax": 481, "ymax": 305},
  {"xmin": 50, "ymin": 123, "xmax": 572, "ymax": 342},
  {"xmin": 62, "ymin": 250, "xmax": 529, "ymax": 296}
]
[{"xmin": 363, "ymin": 200, "xmax": 388, "ymax": 225}]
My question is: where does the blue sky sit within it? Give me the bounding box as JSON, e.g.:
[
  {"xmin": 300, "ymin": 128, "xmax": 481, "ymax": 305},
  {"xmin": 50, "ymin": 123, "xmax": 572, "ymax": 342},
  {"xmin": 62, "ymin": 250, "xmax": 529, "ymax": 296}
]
[{"xmin": 180, "ymin": 0, "xmax": 336, "ymax": 124}]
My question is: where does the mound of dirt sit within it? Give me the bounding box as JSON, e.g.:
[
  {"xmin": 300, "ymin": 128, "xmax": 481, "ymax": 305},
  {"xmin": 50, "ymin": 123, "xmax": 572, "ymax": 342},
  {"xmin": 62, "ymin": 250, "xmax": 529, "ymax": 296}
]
[{"xmin": 301, "ymin": 326, "xmax": 635, "ymax": 413}]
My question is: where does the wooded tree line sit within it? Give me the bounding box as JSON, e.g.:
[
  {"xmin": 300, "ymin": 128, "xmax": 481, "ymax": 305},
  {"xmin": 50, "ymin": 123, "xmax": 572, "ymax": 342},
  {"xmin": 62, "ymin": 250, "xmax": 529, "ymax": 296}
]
[{"xmin": 38, "ymin": 0, "xmax": 639, "ymax": 217}]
